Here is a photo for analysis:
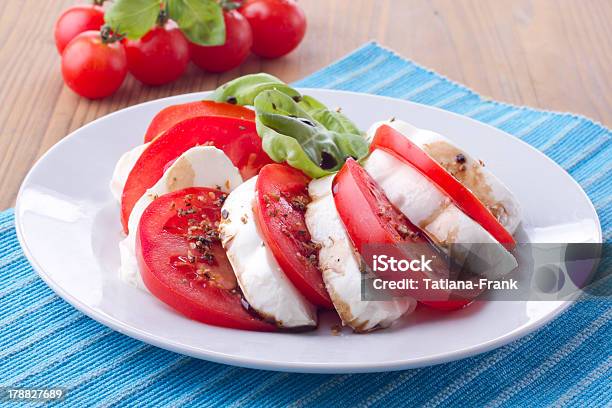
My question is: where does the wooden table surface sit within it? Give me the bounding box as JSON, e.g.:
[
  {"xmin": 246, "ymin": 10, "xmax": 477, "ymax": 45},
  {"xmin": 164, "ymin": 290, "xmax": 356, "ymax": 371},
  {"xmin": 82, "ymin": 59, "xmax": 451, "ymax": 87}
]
[{"xmin": 1, "ymin": 0, "xmax": 610, "ymax": 210}]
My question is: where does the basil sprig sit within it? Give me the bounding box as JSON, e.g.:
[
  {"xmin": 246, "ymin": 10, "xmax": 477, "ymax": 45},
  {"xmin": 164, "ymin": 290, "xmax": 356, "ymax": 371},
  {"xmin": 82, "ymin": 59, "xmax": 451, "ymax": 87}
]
[
  {"xmin": 167, "ymin": 0, "xmax": 225, "ymax": 46},
  {"xmin": 104, "ymin": 0, "xmax": 225, "ymax": 46},
  {"xmin": 255, "ymin": 90, "xmax": 369, "ymax": 178},
  {"xmin": 298, "ymin": 95, "xmax": 362, "ymax": 135},
  {"xmin": 210, "ymin": 74, "xmax": 369, "ymax": 178},
  {"xmin": 209, "ymin": 73, "xmax": 301, "ymax": 106}
]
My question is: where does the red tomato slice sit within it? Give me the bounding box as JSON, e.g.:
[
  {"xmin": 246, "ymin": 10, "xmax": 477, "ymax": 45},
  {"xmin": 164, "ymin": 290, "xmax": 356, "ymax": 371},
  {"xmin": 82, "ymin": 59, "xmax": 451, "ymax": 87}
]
[
  {"xmin": 143, "ymin": 101, "xmax": 255, "ymax": 143},
  {"xmin": 253, "ymin": 164, "xmax": 333, "ymax": 309},
  {"xmin": 371, "ymin": 125, "xmax": 516, "ymax": 250},
  {"xmin": 121, "ymin": 116, "xmax": 272, "ymax": 233},
  {"xmin": 420, "ymin": 299, "xmax": 472, "ymax": 311},
  {"xmin": 333, "ymin": 158, "xmax": 477, "ymax": 308},
  {"xmin": 136, "ymin": 187, "xmax": 275, "ymax": 331}
]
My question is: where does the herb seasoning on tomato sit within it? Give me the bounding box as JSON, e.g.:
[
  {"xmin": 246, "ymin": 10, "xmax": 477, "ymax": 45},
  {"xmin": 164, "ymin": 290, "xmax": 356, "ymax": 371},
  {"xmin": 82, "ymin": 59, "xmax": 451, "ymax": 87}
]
[
  {"xmin": 254, "ymin": 164, "xmax": 333, "ymax": 309},
  {"xmin": 136, "ymin": 187, "xmax": 275, "ymax": 331}
]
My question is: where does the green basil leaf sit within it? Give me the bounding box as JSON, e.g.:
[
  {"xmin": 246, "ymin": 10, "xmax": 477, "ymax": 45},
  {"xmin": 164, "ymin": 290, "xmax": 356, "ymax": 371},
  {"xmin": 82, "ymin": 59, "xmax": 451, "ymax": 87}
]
[
  {"xmin": 255, "ymin": 90, "xmax": 369, "ymax": 178},
  {"xmin": 168, "ymin": 0, "xmax": 225, "ymax": 46},
  {"xmin": 261, "ymin": 132, "xmax": 332, "ymax": 179},
  {"xmin": 298, "ymin": 95, "xmax": 362, "ymax": 136},
  {"xmin": 104, "ymin": 0, "xmax": 162, "ymax": 40},
  {"xmin": 209, "ymin": 73, "xmax": 301, "ymax": 106}
]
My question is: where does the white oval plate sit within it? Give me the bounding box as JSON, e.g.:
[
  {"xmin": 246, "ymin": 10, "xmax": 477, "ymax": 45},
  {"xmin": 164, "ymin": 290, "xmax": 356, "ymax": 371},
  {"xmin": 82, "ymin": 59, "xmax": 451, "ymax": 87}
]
[{"xmin": 15, "ymin": 89, "xmax": 601, "ymax": 373}]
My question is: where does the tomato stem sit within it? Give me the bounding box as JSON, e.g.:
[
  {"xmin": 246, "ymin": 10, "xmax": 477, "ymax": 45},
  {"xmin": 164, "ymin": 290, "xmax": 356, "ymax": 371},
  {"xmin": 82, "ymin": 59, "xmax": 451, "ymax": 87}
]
[
  {"xmin": 220, "ymin": 0, "xmax": 243, "ymax": 10},
  {"xmin": 157, "ymin": 9, "xmax": 169, "ymax": 27},
  {"xmin": 100, "ymin": 25, "xmax": 125, "ymax": 44},
  {"xmin": 92, "ymin": 0, "xmax": 105, "ymax": 5}
]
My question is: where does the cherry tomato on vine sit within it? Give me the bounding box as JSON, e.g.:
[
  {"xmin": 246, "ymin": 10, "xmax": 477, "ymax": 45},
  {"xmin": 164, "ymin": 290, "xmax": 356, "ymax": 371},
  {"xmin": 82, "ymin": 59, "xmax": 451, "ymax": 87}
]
[
  {"xmin": 125, "ymin": 22, "xmax": 190, "ymax": 86},
  {"xmin": 61, "ymin": 30, "xmax": 127, "ymax": 99},
  {"xmin": 54, "ymin": 4, "xmax": 105, "ymax": 54},
  {"xmin": 239, "ymin": 0, "xmax": 306, "ymax": 58},
  {"xmin": 190, "ymin": 10, "xmax": 252, "ymax": 73}
]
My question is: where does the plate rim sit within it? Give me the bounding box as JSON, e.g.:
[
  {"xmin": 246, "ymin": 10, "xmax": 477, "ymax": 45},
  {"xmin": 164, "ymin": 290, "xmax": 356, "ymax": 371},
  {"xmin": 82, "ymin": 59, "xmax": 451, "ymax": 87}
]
[{"xmin": 14, "ymin": 89, "xmax": 602, "ymax": 373}]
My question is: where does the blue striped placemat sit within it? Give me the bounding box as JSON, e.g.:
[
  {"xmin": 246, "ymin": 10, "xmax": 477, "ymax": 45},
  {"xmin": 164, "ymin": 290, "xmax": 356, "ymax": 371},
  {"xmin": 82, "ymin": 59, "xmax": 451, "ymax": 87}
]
[{"xmin": 1, "ymin": 42, "xmax": 611, "ymax": 407}]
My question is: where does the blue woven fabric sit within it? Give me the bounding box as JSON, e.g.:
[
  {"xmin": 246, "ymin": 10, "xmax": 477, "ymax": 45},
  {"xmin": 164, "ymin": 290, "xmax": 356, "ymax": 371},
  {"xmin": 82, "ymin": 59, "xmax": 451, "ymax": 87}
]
[{"xmin": 1, "ymin": 42, "xmax": 611, "ymax": 407}]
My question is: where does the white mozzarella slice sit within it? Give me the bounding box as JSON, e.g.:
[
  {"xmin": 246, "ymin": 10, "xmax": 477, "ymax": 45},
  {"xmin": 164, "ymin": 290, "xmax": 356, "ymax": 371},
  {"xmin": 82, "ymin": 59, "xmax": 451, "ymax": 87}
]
[
  {"xmin": 364, "ymin": 149, "xmax": 517, "ymax": 279},
  {"xmin": 119, "ymin": 146, "xmax": 243, "ymax": 292},
  {"xmin": 306, "ymin": 176, "xmax": 415, "ymax": 332},
  {"xmin": 109, "ymin": 142, "xmax": 150, "ymax": 202},
  {"xmin": 219, "ymin": 177, "xmax": 317, "ymax": 329},
  {"xmin": 363, "ymin": 149, "xmax": 450, "ymax": 227},
  {"xmin": 367, "ymin": 120, "xmax": 521, "ymax": 234}
]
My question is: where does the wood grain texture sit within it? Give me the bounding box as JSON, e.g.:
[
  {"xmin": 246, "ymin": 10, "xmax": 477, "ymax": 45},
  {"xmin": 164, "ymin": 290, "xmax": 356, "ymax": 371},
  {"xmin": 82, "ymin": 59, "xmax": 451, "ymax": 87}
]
[{"xmin": 1, "ymin": 0, "xmax": 610, "ymax": 210}]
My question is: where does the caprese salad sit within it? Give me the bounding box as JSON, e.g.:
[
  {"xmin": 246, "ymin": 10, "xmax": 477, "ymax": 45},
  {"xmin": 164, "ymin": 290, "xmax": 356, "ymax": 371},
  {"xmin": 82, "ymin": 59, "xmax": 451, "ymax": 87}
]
[{"xmin": 110, "ymin": 73, "xmax": 521, "ymax": 333}]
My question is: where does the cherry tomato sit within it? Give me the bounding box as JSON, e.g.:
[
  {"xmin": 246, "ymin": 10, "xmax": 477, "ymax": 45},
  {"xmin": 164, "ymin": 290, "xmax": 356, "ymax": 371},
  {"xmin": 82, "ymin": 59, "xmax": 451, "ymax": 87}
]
[
  {"xmin": 136, "ymin": 187, "xmax": 275, "ymax": 331},
  {"xmin": 61, "ymin": 30, "xmax": 127, "ymax": 99},
  {"xmin": 121, "ymin": 116, "xmax": 273, "ymax": 232},
  {"xmin": 333, "ymin": 158, "xmax": 476, "ymax": 308},
  {"xmin": 370, "ymin": 125, "xmax": 516, "ymax": 250},
  {"xmin": 254, "ymin": 164, "xmax": 333, "ymax": 309},
  {"xmin": 125, "ymin": 22, "xmax": 190, "ymax": 86},
  {"xmin": 239, "ymin": 0, "xmax": 306, "ymax": 58},
  {"xmin": 54, "ymin": 5, "xmax": 105, "ymax": 54},
  {"xmin": 144, "ymin": 100, "xmax": 255, "ymax": 142},
  {"xmin": 190, "ymin": 10, "xmax": 252, "ymax": 73}
]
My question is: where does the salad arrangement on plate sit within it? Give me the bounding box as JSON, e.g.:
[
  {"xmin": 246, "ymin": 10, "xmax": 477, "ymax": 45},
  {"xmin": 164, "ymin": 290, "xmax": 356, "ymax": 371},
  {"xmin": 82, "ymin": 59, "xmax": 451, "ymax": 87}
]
[{"xmin": 110, "ymin": 73, "xmax": 521, "ymax": 333}]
